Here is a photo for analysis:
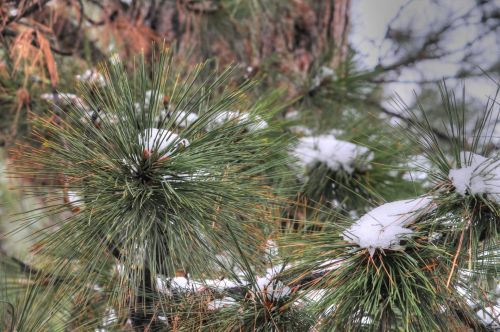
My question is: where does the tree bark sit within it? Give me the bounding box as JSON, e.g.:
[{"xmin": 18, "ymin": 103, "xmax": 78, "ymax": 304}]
[{"xmin": 142, "ymin": 0, "xmax": 351, "ymax": 77}]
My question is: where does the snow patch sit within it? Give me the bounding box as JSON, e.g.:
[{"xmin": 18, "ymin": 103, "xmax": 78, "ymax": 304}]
[
  {"xmin": 343, "ymin": 197, "xmax": 433, "ymax": 256},
  {"xmin": 311, "ymin": 66, "xmax": 336, "ymax": 90},
  {"xmin": 252, "ymin": 264, "xmax": 291, "ymax": 301},
  {"xmin": 265, "ymin": 239, "xmax": 279, "ymax": 260},
  {"xmin": 207, "ymin": 297, "xmax": 237, "ymax": 311},
  {"xmin": 109, "ymin": 53, "xmax": 121, "ymax": 65},
  {"xmin": 138, "ymin": 128, "xmax": 189, "ymax": 159},
  {"xmin": 448, "ymin": 151, "xmax": 500, "ymax": 202},
  {"xmin": 203, "ymin": 278, "xmax": 240, "ymax": 291},
  {"xmin": 256, "ymin": 276, "xmax": 291, "ymax": 301},
  {"xmin": 247, "ymin": 115, "xmax": 268, "ymax": 131},
  {"xmin": 285, "ymin": 110, "xmax": 300, "ymax": 120},
  {"xmin": 402, "ymin": 154, "xmax": 432, "ymax": 185},
  {"xmin": 156, "ymin": 276, "xmax": 204, "ymax": 295},
  {"xmin": 207, "ymin": 110, "xmax": 240, "ymax": 129},
  {"xmin": 144, "ymin": 90, "xmax": 166, "ymax": 109},
  {"xmin": 173, "ymin": 111, "xmax": 198, "ymax": 128},
  {"xmin": 95, "ymin": 308, "xmax": 118, "ymax": 331},
  {"xmin": 290, "ymin": 125, "xmax": 313, "ymax": 136},
  {"xmin": 207, "ymin": 110, "xmax": 268, "ymax": 131},
  {"xmin": 476, "ymin": 305, "xmax": 500, "ymax": 328},
  {"xmin": 66, "ymin": 191, "xmax": 83, "ymax": 208},
  {"xmin": 41, "ymin": 92, "xmax": 88, "ymax": 111},
  {"xmin": 293, "ymin": 134, "xmax": 374, "ymax": 173},
  {"xmin": 76, "ymin": 69, "xmax": 106, "ymax": 86}
]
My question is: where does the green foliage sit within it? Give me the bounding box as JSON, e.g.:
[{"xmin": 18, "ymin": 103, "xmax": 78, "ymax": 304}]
[
  {"xmin": 297, "ymin": 115, "xmax": 422, "ymax": 214},
  {"xmin": 6, "ymin": 48, "xmax": 295, "ymax": 330},
  {"xmin": 399, "ymin": 82, "xmax": 500, "ymax": 273},
  {"xmin": 279, "ymin": 206, "xmax": 480, "ymax": 331},
  {"xmin": 275, "ymin": 83, "xmax": 500, "ymax": 331},
  {"xmin": 1, "ymin": 38, "xmax": 499, "ymax": 332}
]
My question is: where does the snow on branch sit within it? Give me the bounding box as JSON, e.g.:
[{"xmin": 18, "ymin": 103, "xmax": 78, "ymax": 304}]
[
  {"xmin": 138, "ymin": 128, "xmax": 189, "ymax": 160},
  {"xmin": 448, "ymin": 151, "xmax": 500, "ymax": 203},
  {"xmin": 206, "ymin": 110, "xmax": 268, "ymax": 132},
  {"xmin": 293, "ymin": 134, "xmax": 374, "ymax": 174},
  {"xmin": 154, "ymin": 264, "xmax": 292, "ymax": 309},
  {"xmin": 76, "ymin": 69, "xmax": 106, "ymax": 86},
  {"xmin": 40, "ymin": 92, "xmax": 88, "ymax": 111},
  {"xmin": 342, "ymin": 197, "xmax": 433, "ymax": 256}
]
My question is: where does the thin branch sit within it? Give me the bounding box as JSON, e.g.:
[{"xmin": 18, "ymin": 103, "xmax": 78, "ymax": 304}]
[
  {"xmin": 372, "ymin": 101, "xmax": 453, "ymax": 143},
  {"xmin": 2, "ymin": 0, "xmax": 52, "ymax": 29},
  {"xmin": 1, "ymin": 251, "xmax": 69, "ymax": 286}
]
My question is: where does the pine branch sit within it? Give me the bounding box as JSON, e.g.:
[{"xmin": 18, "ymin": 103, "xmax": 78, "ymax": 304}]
[
  {"xmin": 3, "ymin": 254, "xmax": 69, "ymax": 286},
  {"xmin": 375, "ymin": 102, "xmax": 453, "ymax": 143},
  {"xmin": 104, "ymin": 236, "xmax": 168, "ymax": 330},
  {"xmin": 9, "ymin": 48, "xmax": 292, "ymax": 329}
]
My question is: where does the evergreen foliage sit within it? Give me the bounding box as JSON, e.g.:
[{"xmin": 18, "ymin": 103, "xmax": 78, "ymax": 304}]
[{"xmin": 0, "ymin": 1, "xmax": 499, "ymax": 331}]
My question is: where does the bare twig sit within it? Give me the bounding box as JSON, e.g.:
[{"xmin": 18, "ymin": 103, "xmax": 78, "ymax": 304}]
[{"xmin": 2, "ymin": 0, "xmax": 52, "ymax": 29}]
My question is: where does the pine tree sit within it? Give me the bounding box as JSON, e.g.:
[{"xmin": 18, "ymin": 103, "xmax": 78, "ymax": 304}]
[{"xmin": 1, "ymin": 1, "xmax": 499, "ymax": 331}]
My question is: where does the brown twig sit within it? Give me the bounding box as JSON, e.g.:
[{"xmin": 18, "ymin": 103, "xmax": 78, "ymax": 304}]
[{"xmin": 2, "ymin": 0, "xmax": 52, "ymax": 29}]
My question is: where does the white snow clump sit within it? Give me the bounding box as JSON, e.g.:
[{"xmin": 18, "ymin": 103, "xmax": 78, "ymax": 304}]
[
  {"xmin": 311, "ymin": 66, "xmax": 336, "ymax": 90},
  {"xmin": 66, "ymin": 191, "xmax": 83, "ymax": 208},
  {"xmin": 293, "ymin": 134, "xmax": 374, "ymax": 174},
  {"xmin": 207, "ymin": 297, "xmax": 237, "ymax": 311},
  {"xmin": 342, "ymin": 197, "xmax": 433, "ymax": 256},
  {"xmin": 144, "ymin": 89, "xmax": 166, "ymax": 109},
  {"xmin": 448, "ymin": 151, "xmax": 500, "ymax": 202},
  {"xmin": 109, "ymin": 53, "xmax": 121, "ymax": 65},
  {"xmin": 76, "ymin": 69, "xmax": 106, "ymax": 86},
  {"xmin": 476, "ymin": 304, "xmax": 500, "ymax": 329},
  {"xmin": 253, "ymin": 265, "xmax": 291, "ymax": 301},
  {"xmin": 172, "ymin": 111, "xmax": 199, "ymax": 128},
  {"xmin": 265, "ymin": 239, "xmax": 279, "ymax": 260},
  {"xmin": 156, "ymin": 276, "xmax": 203, "ymax": 295},
  {"xmin": 256, "ymin": 275, "xmax": 291, "ymax": 301},
  {"xmin": 138, "ymin": 128, "xmax": 189, "ymax": 159},
  {"xmin": 41, "ymin": 92, "xmax": 88, "ymax": 110},
  {"xmin": 206, "ymin": 110, "xmax": 268, "ymax": 131}
]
